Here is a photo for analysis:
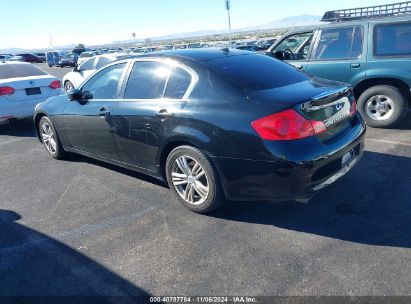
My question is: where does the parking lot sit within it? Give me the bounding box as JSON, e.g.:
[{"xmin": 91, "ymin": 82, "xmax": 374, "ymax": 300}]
[{"xmin": 0, "ymin": 64, "xmax": 411, "ymax": 297}]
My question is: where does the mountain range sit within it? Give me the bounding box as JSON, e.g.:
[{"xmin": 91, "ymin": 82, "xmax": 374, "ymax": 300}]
[{"xmin": 0, "ymin": 14, "xmax": 320, "ymax": 53}]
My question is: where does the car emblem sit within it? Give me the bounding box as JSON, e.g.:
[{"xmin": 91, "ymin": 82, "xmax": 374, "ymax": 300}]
[
  {"xmin": 29, "ymin": 80, "xmax": 35, "ymax": 87},
  {"xmin": 335, "ymin": 103, "xmax": 344, "ymax": 111}
]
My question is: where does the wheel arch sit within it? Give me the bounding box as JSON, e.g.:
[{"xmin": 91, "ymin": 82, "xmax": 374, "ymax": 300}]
[
  {"xmin": 353, "ymin": 77, "xmax": 411, "ymax": 104},
  {"xmin": 34, "ymin": 112, "xmax": 47, "ymax": 142}
]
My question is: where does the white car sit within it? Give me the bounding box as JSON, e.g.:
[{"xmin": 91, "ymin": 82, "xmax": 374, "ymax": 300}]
[
  {"xmin": 76, "ymin": 51, "xmax": 97, "ymax": 66},
  {"xmin": 0, "ymin": 55, "xmax": 12, "ymax": 61},
  {"xmin": 62, "ymin": 53, "xmax": 129, "ymax": 92},
  {"xmin": 0, "ymin": 62, "xmax": 62, "ymax": 125}
]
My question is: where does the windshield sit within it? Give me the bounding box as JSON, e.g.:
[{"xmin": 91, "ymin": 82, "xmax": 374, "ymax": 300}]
[{"xmin": 0, "ymin": 64, "xmax": 47, "ymax": 79}]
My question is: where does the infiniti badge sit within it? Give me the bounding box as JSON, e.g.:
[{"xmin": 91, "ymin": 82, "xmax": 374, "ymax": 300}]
[{"xmin": 335, "ymin": 103, "xmax": 344, "ymax": 111}]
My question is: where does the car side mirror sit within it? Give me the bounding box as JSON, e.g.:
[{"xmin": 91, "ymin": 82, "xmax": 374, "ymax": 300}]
[
  {"xmin": 73, "ymin": 66, "xmax": 80, "ymax": 72},
  {"xmin": 68, "ymin": 89, "xmax": 82, "ymax": 101},
  {"xmin": 81, "ymin": 90, "xmax": 94, "ymax": 102}
]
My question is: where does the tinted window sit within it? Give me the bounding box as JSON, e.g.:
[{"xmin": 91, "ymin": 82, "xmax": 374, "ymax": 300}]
[
  {"xmin": 0, "ymin": 64, "xmax": 47, "ymax": 79},
  {"xmin": 209, "ymin": 54, "xmax": 308, "ymax": 90},
  {"xmin": 81, "ymin": 63, "xmax": 126, "ymax": 99},
  {"xmin": 314, "ymin": 26, "xmax": 363, "ymax": 60},
  {"xmin": 80, "ymin": 58, "xmax": 96, "ymax": 70},
  {"xmin": 375, "ymin": 22, "xmax": 411, "ymax": 56},
  {"xmin": 124, "ymin": 61, "xmax": 171, "ymax": 99},
  {"xmin": 95, "ymin": 57, "xmax": 112, "ymax": 69},
  {"xmin": 164, "ymin": 66, "xmax": 192, "ymax": 99}
]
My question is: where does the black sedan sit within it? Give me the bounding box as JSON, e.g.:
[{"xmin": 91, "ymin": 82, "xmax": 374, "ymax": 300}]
[
  {"xmin": 34, "ymin": 49, "xmax": 365, "ymax": 213},
  {"xmin": 56, "ymin": 54, "xmax": 78, "ymax": 67}
]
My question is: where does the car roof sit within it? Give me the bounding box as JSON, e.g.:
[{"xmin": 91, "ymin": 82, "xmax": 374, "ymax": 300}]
[
  {"xmin": 285, "ymin": 14, "xmax": 411, "ymax": 35},
  {"xmin": 131, "ymin": 48, "xmax": 254, "ymax": 63}
]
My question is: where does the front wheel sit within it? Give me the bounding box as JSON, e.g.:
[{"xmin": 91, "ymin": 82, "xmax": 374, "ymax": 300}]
[
  {"xmin": 39, "ymin": 116, "xmax": 66, "ymax": 159},
  {"xmin": 357, "ymin": 85, "xmax": 408, "ymax": 128},
  {"xmin": 64, "ymin": 81, "xmax": 74, "ymax": 92},
  {"xmin": 166, "ymin": 146, "xmax": 225, "ymax": 213}
]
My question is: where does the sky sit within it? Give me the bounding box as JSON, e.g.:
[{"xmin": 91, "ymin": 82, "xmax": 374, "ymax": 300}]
[{"xmin": 0, "ymin": 0, "xmax": 402, "ymax": 50}]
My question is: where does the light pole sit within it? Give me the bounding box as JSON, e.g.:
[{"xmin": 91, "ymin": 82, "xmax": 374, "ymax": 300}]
[{"xmin": 225, "ymin": 0, "xmax": 232, "ymax": 46}]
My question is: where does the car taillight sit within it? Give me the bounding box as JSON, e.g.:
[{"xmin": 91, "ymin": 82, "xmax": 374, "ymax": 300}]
[
  {"xmin": 49, "ymin": 80, "xmax": 61, "ymax": 89},
  {"xmin": 0, "ymin": 86, "xmax": 15, "ymax": 96},
  {"xmin": 350, "ymin": 98, "xmax": 357, "ymax": 117},
  {"xmin": 251, "ymin": 109, "xmax": 327, "ymax": 141}
]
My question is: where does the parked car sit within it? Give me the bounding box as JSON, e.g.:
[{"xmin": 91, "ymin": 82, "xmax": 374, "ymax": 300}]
[
  {"xmin": 266, "ymin": 3, "xmax": 411, "ymax": 128},
  {"xmin": 15, "ymin": 53, "xmax": 43, "ymax": 63},
  {"xmin": 34, "ymin": 49, "xmax": 365, "ymax": 213},
  {"xmin": 56, "ymin": 53, "xmax": 78, "ymax": 68},
  {"xmin": 76, "ymin": 51, "xmax": 97, "ymax": 66},
  {"xmin": 0, "ymin": 62, "xmax": 62, "ymax": 125},
  {"xmin": 46, "ymin": 51, "xmax": 67, "ymax": 67},
  {"xmin": 0, "ymin": 54, "xmax": 13, "ymax": 61},
  {"xmin": 35, "ymin": 52, "xmax": 46, "ymax": 62},
  {"xmin": 62, "ymin": 53, "xmax": 129, "ymax": 91},
  {"xmin": 236, "ymin": 45, "xmax": 264, "ymax": 52},
  {"xmin": 9, "ymin": 56, "xmax": 24, "ymax": 62}
]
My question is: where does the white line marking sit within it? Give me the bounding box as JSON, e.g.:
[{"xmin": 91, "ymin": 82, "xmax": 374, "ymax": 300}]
[
  {"xmin": 366, "ymin": 138, "xmax": 411, "ymax": 147},
  {"xmin": 0, "ymin": 138, "xmax": 26, "ymax": 146}
]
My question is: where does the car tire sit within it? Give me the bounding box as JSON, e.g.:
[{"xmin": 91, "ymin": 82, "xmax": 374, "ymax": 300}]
[
  {"xmin": 166, "ymin": 145, "xmax": 225, "ymax": 214},
  {"xmin": 64, "ymin": 81, "xmax": 74, "ymax": 92},
  {"xmin": 39, "ymin": 116, "xmax": 66, "ymax": 160},
  {"xmin": 357, "ymin": 85, "xmax": 408, "ymax": 128}
]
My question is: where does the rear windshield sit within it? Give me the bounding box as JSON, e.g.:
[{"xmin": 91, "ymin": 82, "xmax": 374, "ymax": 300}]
[
  {"xmin": 208, "ymin": 54, "xmax": 308, "ymax": 90},
  {"xmin": 0, "ymin": 64, "xmax": 47, "ymax": 79},
  {"xmin": 375, "ymin": 22, "xmax": 411, "ymax": 57}
]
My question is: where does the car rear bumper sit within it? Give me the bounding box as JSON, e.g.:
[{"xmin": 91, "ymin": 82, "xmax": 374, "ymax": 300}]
[{"xmin": 213, "ymin": 117, "xmax": 366, "ymax": 202}]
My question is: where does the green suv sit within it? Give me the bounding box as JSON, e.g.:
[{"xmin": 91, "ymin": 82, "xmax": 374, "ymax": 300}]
[{"xmin": 266, "ymin": 2, "xmax": 411, "ymax": 128}]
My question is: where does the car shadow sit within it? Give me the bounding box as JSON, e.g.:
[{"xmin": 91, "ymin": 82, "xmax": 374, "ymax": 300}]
[
  {"xmin": 63, "ymin": 153, "xmax": 168, "ymax": 189},
  {"xmin": 0, "ymin": 118, "xmax": 36, "ymax": 137},
  {"xmin": 210, "ymin": 151, "xmax": 411, "ymax": 249},
  {"xmin": 0, "ymin": 209, "xmax": 150, "ymax": 301}
]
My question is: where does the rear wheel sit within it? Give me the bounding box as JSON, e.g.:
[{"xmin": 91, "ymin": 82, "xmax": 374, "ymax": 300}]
[
  {"xmin": 39, "ymin": 116, "xmax": 65, "ymax": 159},
  {"xmin": 165, "ymin": 146, "xmax": 225, "ymax": 213},
  {"xmin": 357, "ymin": 85, "xmax": 408, "ymax": 128}
]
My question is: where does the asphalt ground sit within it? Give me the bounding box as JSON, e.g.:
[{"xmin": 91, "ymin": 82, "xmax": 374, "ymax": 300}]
[{"xmin": 0, "ymin": 64, "xmax": 410, "ymax": 297}]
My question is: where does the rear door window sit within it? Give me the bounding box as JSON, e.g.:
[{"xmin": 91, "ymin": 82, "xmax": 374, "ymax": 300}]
[
  {"xmin": 164, "ymin": 66, "xmax": 192, "ymax": 99},
  {"xmin": 313, "ymin": 26, "xmax": 364, "ymax": 60},
  {"xmin": 124, "ymin": 61, "xmax": 171, "ymax": 99},
  {"xmin": 374, "ymin": 22, "xmax": 411, "ymax": 57}
]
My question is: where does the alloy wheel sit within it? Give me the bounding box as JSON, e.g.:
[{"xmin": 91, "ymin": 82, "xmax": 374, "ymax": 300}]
[
  {"xmin": 365, "ymin": 95, "xmax": 395, "ymax": 121},
  {"xmin": 41, "ymin": 122, "xmax": 57, "ymax": 154},
  {"xmin": 171, "ymin": 155, "xmax": 209, "ymax": 205}
]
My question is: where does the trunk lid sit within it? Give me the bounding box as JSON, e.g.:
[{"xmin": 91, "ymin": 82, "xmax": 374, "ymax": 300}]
[
  {"xmin": 0, "ymin": 75, "xmax": 61, "ymax": 102},
  {"xmin": 247, "ymin": 77, "xmax": 356, "ymax": 140}
]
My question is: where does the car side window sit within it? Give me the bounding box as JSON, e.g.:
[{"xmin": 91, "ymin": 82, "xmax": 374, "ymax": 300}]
[
  {"xmin": 80, "ymin": 58, "xmax": 96, "ymax": 71},
  {"xmin": 272, "ymin": 32, "xmax": 313, "ymax": 60},
  {"xmin": 374, "ymin": 22, "xmax": 411, "ymax": 57},
  {"xmin": 95, "ymin": 57, "xmax": 111, "ymax": 69},
  {"xmin": 124, "ymin": 61, "xmax": 171, "ymax": 99},
  {"xmin": 164, "ymin": 66, "xmax": 192, "ymax": 99},
  {"xmin": 313, "ymin": 26, "xmax": 363, "ymax": 60},
  {"xmin": 81, "ymin": 63, "xmax": 126, "ymax": 99}
]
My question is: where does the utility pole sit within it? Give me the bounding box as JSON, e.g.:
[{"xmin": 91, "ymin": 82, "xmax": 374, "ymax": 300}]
[{"xmin": 225, "ymin": 0, "xmax": 232, "ymax": 46}]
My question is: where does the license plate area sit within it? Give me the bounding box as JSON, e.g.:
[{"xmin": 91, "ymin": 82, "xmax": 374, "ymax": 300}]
[
  {"xmin": 342, "ymin": 149, "xmax": 355, "ymax": 166},
  {"xmin": 25, "ymin": 87, "xmax": 41, "ymax": 95}
]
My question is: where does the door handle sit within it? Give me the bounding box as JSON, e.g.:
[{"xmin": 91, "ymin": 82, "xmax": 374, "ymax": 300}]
[
  {"xmin": 350, "ymin": 63, "xmax": 361, "ymax": 68},
  {"xmin": 294, "ymin": 65, "xmax": 303, "ymax": 70},
  {"xmin": 156, "ymin": 109, "xmax": 174, "ymax": 118},
  {"xmin": 98, "ymin": 107, "xmax": 110, "ymax": 117}
]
